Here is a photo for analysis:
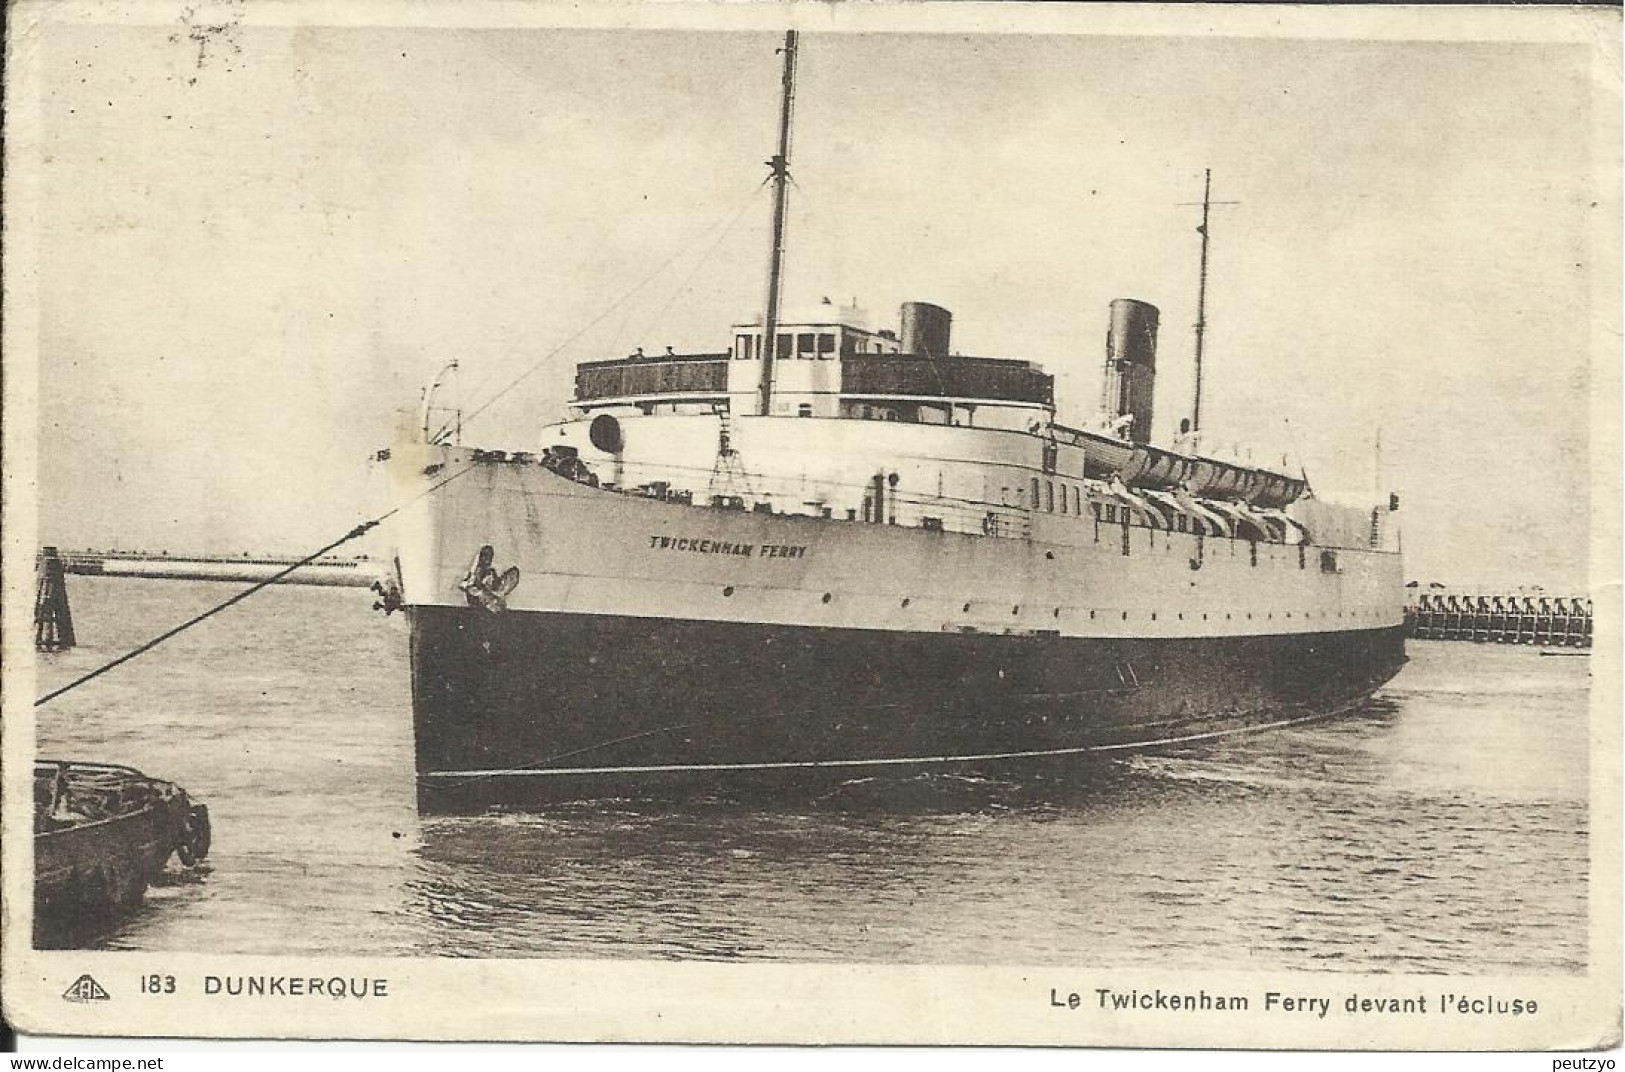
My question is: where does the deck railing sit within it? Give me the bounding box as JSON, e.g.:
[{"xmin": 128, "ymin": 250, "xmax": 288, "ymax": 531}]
[
  {"xmin": 839, "ymin": 355, "xmax": 1053, "ymax": 405},
  {"xmin": 574, "ymin": 354, "xmax": 730, "ymax": 402}
]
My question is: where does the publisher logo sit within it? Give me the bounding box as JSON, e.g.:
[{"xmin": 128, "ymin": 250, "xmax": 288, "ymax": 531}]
[{"xmin": 62, "ymin": 974, "xmax": 110, "ymax": 1002}]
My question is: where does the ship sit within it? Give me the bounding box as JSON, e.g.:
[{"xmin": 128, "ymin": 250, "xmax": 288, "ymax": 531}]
[{"xmin": 382, "ymin": 31, "xmax": 1406, "ymax": 813}]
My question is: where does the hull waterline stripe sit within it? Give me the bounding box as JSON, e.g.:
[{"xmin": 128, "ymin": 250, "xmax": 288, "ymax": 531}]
[{"xmin": 423, "ymin": 698, "xmax": 1370, "ymax": 781}]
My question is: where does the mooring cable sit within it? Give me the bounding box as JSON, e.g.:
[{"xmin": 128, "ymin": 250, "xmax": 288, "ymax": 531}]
[
  {"xmin": 33, "ymin": 461, "xmax": 479, "ymax": 708},
  {"xmin": 438, "ymin": 179, "xmax": 769, "ymax": 442},
  {"xmin": 620, "ymin": 186, "xmax": 769, "ymax": 361}
]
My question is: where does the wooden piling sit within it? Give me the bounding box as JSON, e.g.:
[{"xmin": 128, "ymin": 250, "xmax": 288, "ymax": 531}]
[{"xmin": 35, "ymin": 546, "xmax": 76, "ymax": 652}]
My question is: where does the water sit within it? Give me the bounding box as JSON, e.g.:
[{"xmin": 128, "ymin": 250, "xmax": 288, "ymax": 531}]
[{"xmin": 34, "ymin": 577, "xmax": 1589, "ymax": 972}]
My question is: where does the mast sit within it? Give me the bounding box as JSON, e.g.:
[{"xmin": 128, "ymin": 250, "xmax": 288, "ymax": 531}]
[
  {"xmin": 756, "ymin": 30, "xmax": 798, "ymax": 417},
  {"xmin": 1374, "ymin": 426, "xmax": 1384, "ymax": 500},
  {"xmin": 1187, "ymin": 169, "xmax": 1238, "ymax": 433},
  {"xmin": 1192, "ymin": 169, "xmax": 1212, "ymax": 432}
]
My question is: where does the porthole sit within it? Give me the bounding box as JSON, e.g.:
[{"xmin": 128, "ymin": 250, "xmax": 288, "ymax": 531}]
[
  {"xmin": 822, "ymin": 592, "xmax": 833, "ymax": 604},
  {"xmin": 1090, "ymin": 610, "xmax": 1096, "ymax": 619},
  {"xmin": 1151, "ymin": 612, "xmax": 1157, "ymax": 621},
  {"xmin": 901, "ymin": 597, "xmax": 911, "ymax": 608},
  {"xmin": 1012, "ymin": 606, "xmax": 1021, "ymax": 616},
  {"xmin": 1053, "ymin": 608, "xmax": 1061, "ymax": 619},
  {"xmin": 1045, "ymin": 551, "xmax": 1055, "ymax": 560},
  {"xmin": 722, "ymin": 586, "xmax": 735, "ymax": 597},
  {"xmin": 1122, "ymin": 611, "xmax": 1129, "ymax": 621}
]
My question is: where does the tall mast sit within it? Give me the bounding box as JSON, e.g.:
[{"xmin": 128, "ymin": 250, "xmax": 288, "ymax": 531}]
[
  {"xmin": 1192, "ymin": 169, "xmax": 1212, "ymax": 432},
  {"xmin": 1187, "ymin": 169, "xmax": 1238, "ymax": 433},
  {"xmin": 756, "ymin": 30, "xmax": 798, "ymax": 417}
]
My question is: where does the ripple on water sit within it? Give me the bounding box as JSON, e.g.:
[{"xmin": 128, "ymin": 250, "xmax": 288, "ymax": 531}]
[{"xmin": 34, "ymin": 585, "xmax": 1590, "ymax": 972}]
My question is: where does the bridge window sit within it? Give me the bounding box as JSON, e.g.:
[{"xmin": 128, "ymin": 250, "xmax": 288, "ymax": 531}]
[
  {"xmin": 817, "ymin": 332, "xmax": 835, "ymax": 357},
  {"xmin": 841, "ymin": 334, "xmax": 857, "ymax": 357},
  {"xmin": 1046, "ymin": 481, "xmax": 1055, "ymax": 512},
  {"xmin": 797, "ymin": 404, "xmax": 812, "ymax": 418},
  {"xmin": 1059, "ymin": 484, "xmax": 1068, "ymax": 515},
  {"xmin": 735, "ymin": 334, "xmax": 753, "ymax": 360},
  {"xmin": 777, "ymin": 333, "xmax": 793, "ymax": 359},
  {"xmin": 1030, "ymin": 477, "xmax": 1039, "ymax": 509}
]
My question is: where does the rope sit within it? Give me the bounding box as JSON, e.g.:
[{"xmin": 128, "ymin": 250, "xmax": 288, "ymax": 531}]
[
  {"xmin": 437, "ymin": 180, "xmax": 769, "ymax": 442},
  {"xmin": 34, "ymin": 462, "xmax": 478, "ymax": 708},
  {"xmin": 1282, "ymin": 416, "xmax": 1314, "ymax": 497},
  {"xmin": 623, "ymin": 187, "xmax": 766, "ymax": 355}
]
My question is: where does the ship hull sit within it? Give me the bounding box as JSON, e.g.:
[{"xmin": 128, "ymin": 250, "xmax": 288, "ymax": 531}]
[
  {"xmin": 389, "ymin": 442, "xmax": 1407, "ymax": 812},
  {"xmin": 410, "ymin": 605, "xmax": 1406, "ymax": 811}
]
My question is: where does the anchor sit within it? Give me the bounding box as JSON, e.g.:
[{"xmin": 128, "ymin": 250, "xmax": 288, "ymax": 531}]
[{"xmin": 458, "ymin": 545, "xmax": 521, "ymax": 613}]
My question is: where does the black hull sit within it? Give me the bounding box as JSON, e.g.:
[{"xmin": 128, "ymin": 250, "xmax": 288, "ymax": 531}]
[
  {"xmin": 34, "ymin": 808, "xmax": 170, "ymax": 947},
  {"xmin": 409, "ymin": 606, "xmax": 1407, "ymax": 812},
  {"xmin": 33, "ymin": 762, "xmax": 212, "ymax": 948}
]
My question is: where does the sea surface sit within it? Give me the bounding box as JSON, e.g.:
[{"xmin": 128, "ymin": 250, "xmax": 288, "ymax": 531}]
[{"xmin": 33, "ymin": 577, "xmax": 1590, "ymax": 972}]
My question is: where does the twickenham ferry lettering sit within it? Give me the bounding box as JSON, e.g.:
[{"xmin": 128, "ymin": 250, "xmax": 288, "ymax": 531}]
[{"xmin": 649, "ymin": 535, "xmax": 808, "ymax": 559}]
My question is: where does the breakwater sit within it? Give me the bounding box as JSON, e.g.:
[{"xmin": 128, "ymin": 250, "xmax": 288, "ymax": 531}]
[{"xmin": 1406, "ymin": 590, "xmax": 1591, "ymax": 647}]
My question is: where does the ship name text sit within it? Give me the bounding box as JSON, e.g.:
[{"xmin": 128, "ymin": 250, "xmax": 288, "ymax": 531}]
[{"xmin": 649, "ymin": 535, "xmax": 808, "ymax": 559}]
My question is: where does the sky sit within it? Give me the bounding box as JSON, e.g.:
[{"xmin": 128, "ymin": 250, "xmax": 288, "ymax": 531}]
[{"xmin": 20, "ymin": 8, "xmax": 1615, "ymax": 589}]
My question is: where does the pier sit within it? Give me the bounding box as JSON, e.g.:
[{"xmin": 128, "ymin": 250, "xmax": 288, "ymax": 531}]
[
  {"xmin": 42, "ymin": 549, "xmax": 384, "ymax": 588},
  {"xmin": 1406, "ymin": 589, "xmax": 1591, "ymax": 647}
]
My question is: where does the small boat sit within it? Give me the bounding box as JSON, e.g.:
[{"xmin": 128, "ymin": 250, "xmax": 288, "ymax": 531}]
[{"xmin": 34, "ymin": 760, "xmax": 211, "ymax": 945}]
